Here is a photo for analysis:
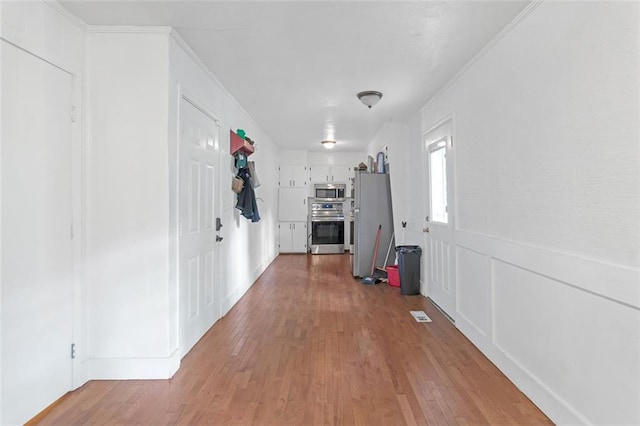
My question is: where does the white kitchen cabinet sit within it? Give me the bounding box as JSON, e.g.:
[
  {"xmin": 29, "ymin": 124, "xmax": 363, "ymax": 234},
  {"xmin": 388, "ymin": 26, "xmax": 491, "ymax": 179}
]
[
  {"xmin": 278, "ymin": 187, "xmax": 308, "ymax": 221},
  {"xmin": 279, "ymin": 222, "xmax": 308, "ymax": 253},
  {"xmin": 309, "ymin": 165, "xmax": 351, "ymax": 184},
  {"xmin": 309, "ymin": 165, "xmax": 330, "ymax": 184},
  {"xmin": 279, "ymin": 165, "xmax": 307, "ymax": 188},
  {"xmin": 332, "ymin": 165, "xmax": 351, "ymax": 184}
]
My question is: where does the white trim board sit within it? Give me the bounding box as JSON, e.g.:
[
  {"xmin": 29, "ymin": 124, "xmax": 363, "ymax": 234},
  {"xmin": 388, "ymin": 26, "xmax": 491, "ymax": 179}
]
[
  {"xmin": 87, "ymin": 350, "xmax": 181, "ymax": 380},
  {"xmin": 456, "ymin": 315, "xmax": 587, "ymax": 425},
  {"xmin": 168, "ymin": 29, "xmax": 273, "ymax": 145},
  {"xmin": 456, "ymin": 229, "xmax": 640, "ymax": 309},
  {"xmin": 420, "ymin": 1, "xmax": 544, "ymax": 114},
  {"xmin": 453, "ymin": 230, "xmax": 640, "ymax": 425},
  {"xmin": 221, "ymin": 252, "xmax": 278, "ymax": 317},
  {"xmin": 86, "ymin": 26, "xmax": 172, "ymax": 34},
  {"xmin": 44, "ymin": 0, "xmax": 89, "ymax": 31}
]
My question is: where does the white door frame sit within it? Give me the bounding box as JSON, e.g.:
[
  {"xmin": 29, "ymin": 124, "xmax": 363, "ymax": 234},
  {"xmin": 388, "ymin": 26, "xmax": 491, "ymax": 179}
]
[
  {"xmin": 177, "ymin": 92, "xmax": 223, "ymax": 358},
  {"xmin": 422, "ymin": 115, "xmax": 457, "ymax": 321},
  {"xmin": 71, "ymin": 68, "xmax": 86, "ymax": 390}
]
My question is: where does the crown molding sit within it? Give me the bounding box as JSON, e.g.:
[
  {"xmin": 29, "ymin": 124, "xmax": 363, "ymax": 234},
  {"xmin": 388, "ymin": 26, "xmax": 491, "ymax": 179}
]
[
  {"xmin": 168, "ymin": 29, "xmax": 274, "ymax": 145},
  {"xmin": 87, "ymin": 26, "xmax": 172, "ymax": 34},
  {"xmin": 421, "ymin": 0, "xmax": 544, "ymax": 113},
  {"xmin": 43, "ymin": 0, "xmax": 89, "ymax": 31},
  {"xmin": 169, "ymin": 29, "xmax": 210, "ymax": 76}
]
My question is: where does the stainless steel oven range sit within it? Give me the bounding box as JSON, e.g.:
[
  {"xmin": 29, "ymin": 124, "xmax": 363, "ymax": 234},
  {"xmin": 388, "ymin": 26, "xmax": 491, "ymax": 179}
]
[{"xmin": 309, "ymin": 201, "xmax": 345, "ymax": 254}]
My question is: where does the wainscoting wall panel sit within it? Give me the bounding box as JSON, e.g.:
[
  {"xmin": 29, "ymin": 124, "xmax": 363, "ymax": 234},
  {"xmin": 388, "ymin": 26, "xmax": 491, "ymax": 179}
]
[
  {"xmin": 454, "ymin": 229, "xmax": 640, "ymax": 425},
  {"xmin": 456, "ymin": 246, "xmax": 491, "ymax": 337}
]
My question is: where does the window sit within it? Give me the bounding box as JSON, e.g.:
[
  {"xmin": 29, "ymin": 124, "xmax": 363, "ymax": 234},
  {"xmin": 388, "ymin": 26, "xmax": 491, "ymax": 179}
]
[{"xmin": 429, "ymin": 138, "xmax": 448, "ymax": 223}]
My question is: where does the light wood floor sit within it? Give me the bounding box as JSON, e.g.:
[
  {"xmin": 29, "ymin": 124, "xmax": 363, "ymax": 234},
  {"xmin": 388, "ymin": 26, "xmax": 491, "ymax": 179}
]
[{"xmin": 38, "ymin": 254, "xmax": 551, "ymax": 425}]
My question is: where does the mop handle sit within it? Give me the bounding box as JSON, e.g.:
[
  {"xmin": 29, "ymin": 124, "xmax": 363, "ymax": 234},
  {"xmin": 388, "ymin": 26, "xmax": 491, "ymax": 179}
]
[
  {"xmin": 383, "ymin": 231, "xmax": 395, "ymax": 267},
  {"xmin": 370, "ymin": 225, "xmax": 382, "ymax": 276}
]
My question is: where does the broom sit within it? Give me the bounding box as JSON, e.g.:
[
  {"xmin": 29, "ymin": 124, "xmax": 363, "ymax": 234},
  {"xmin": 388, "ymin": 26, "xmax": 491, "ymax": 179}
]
[
  {"xmin": 361, "ymin": 225, "xmax": 382, "ymax": 285},
  {"xmin": 374, "ymin": 231, "xmax": 395, "ymax": 281}
]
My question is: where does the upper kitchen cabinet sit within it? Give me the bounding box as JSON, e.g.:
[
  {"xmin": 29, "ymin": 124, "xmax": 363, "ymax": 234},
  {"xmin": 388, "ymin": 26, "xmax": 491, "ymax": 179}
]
[
  {"xmin": 309, "ymin": 165, "xmax": 352, "ymax": 185},
  {"xmin": 279, "ymin": 165, "xmax": 307, "ymax": 188}
]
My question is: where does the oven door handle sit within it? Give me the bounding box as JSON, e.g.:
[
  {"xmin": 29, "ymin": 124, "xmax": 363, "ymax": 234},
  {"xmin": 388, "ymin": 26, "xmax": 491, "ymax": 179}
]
[{"xmin": 311, "ymin": 217, "xmax": 345, "ymax": 222}]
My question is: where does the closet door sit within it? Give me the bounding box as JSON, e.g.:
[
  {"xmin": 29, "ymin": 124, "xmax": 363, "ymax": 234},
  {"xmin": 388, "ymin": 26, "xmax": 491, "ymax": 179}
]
[
  {"xmin": 1, "ymin": 41, "xmax": 74, "ymax": 424},
  {"xmin": 178, "ymin": 97, "xmax": 222, "ymax": 358}
]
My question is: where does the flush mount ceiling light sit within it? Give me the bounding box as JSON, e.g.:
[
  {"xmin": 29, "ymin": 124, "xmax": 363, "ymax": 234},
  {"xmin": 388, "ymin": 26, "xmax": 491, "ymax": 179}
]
[
  {"xmin": 357, "ymin": 91, "xmax": 383, "ymax": 109},
  {"xmin": 321, "ymin": 140, "xmax": 336, "ymax": 150}
]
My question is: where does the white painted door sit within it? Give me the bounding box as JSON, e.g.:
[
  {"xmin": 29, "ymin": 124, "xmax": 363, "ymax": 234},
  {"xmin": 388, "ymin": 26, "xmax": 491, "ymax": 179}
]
[
  {"xmin": 424, "ymin": 119, "xmax": 456, "ymax": 320},
  {"xmin": 179, "ymin": 97, "xmax": 221, "ymax": 357},
  {"xmin": 1, "ymin": 41, "xmax": 74, "ymax": 424}
]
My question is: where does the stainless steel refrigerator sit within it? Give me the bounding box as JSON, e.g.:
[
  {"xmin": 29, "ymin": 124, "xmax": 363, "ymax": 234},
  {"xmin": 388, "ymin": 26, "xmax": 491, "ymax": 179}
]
[{"xmin": 351, "ymin": 171, "xmax": 395, "ymax": 277}]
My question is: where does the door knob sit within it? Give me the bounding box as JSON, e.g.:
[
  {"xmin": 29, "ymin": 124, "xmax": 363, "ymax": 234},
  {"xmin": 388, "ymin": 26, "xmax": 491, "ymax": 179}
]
[
  {"xmin": 216, "ymin": 235, "xmax": 223, "ymax": 242},
  {"xmin": 423, "ymin": 227, "xmax": 430, "ymax": 233}
]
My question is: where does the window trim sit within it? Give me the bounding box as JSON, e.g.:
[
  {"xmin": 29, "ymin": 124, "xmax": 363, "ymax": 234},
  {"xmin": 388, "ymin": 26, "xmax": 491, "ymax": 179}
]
[{"xmin": 428, "ymin": 136, "xmax": 450, "ymax": 224}]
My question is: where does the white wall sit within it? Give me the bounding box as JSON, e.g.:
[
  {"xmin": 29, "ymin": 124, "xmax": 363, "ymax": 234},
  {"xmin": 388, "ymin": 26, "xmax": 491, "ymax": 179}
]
[
  {"xmin": 83, "ymin": 28, "xmax": 281, "ymax": 380},
  {"xmin": 168, "ymin": 31, "xmax": 280, "ymax": 339},
  {"xmin": 365, "ymin": 122, "xmax": 422, "ymax": 251},
  {"xmin": 85, "ymin": 30, "xmax": 175, "ymax": 378},
  {"xmin": 279, "ymin": 150, "xmax": 308, "ymax": 166},
  {"xmin": 307, "ymin": 151, "xmax": 363, "ymax": 168},
  {"xmin": 1, "ymin": 7, "xmax": 281, "ymax": 407},
  {"xmin": 414, "ymin": 2, "xmax": 639, "ymax": 424},
  {"xmin": 404, "ymin": 115, "xmax": 426, "ymax": 248},
  {"xmin": 282, "ymin": 150, "xmax": 366, "ymax": 167},
  {"xmin": 1, "ymin": 1, "xmax": 86, "ymax": 422}
]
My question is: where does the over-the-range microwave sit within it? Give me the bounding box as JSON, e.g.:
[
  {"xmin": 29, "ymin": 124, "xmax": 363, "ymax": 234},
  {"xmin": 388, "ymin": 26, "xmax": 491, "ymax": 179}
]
[{"xmin": 314, "ymin": 183, "xmax": 346, "ymax": 201}]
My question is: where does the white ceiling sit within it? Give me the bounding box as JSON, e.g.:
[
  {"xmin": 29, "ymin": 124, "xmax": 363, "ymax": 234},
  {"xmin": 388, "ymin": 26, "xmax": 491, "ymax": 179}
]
[{"xmin": 61, "ymin": 1, "xmax": 530, "ymax": 152}]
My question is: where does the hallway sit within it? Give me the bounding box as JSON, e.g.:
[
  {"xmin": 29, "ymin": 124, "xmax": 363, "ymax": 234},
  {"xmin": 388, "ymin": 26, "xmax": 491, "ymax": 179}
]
[{"xmin": 38, "ymin": 254, "xmax": 550, "ymax": 425}]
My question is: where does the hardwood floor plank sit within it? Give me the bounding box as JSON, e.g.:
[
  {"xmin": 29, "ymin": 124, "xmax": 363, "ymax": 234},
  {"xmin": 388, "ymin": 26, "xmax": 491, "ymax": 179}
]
[{"xmin": 35, "ymin": 254, "xmax": 551, "ymax": 425}]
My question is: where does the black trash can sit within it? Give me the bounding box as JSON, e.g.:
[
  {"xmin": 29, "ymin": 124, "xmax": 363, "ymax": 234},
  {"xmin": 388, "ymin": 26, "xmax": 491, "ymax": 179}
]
[{"xmin": 395, "ymin": 245, "xmax": 422, "ymax": 295}]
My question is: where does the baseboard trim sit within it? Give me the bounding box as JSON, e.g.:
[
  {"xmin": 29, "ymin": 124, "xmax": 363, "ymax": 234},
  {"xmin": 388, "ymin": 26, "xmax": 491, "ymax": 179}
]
[
  {"xmin": 221, "ymin": 252, "xmax": 278, "ymax": 315},
  {"xmin": 456, "ymin": 314, "xmax": 588, "ymax": 425},
  {"xmin": 24, "ymin": 391, "xmax": 71, "ymax": 426},
  {"xmin": 87, "ymin": 350, "xmax": 181, "ymax": 380}
]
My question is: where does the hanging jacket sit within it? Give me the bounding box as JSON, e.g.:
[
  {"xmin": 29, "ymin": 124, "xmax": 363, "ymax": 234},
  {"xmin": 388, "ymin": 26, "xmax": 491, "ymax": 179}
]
[
  {"xmin": 235, "ymin": 166, "xmax": 260, "ymax": 222},
  {"xmin": 248, "ymin": 161, "xmax": 261, "ymax": 188}
]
